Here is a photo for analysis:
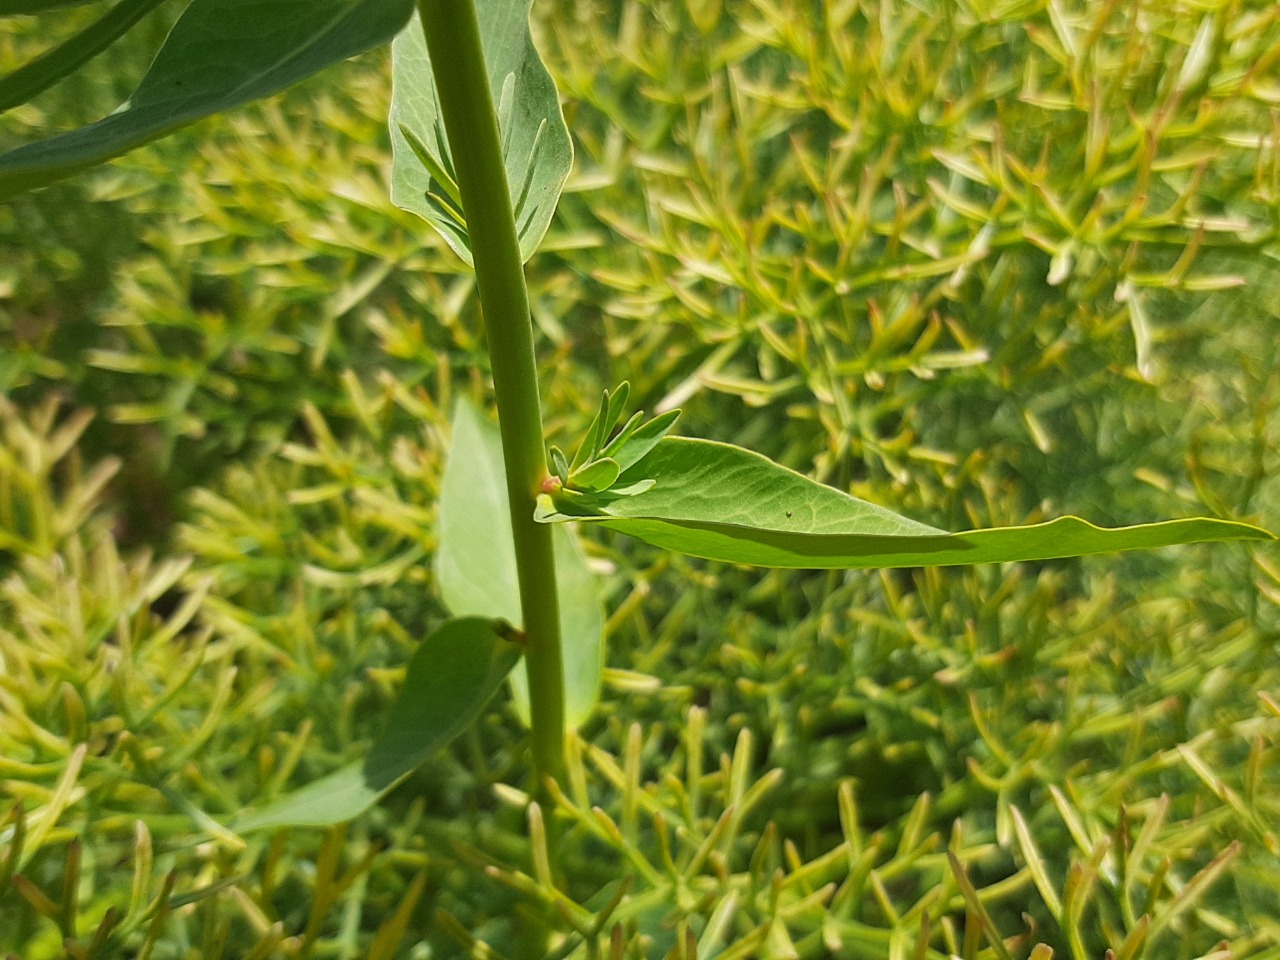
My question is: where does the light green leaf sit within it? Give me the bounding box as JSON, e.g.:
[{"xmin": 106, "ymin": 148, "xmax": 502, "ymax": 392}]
[
  {"xmin": 570, "ymin": 457, "xmax": 620, "ymax": 493},
  {"xmin": 572, "ymin": 387, "xmax": 616, "ymax": 471},
  {"xmin": 600, "ymin": 410, "xmax": 644, "ymax": 459},
  {"xmin": 0, "ymin": 0, "xmax": 415, "ymax": 199},
  {"xmin": 437, "ymin": 399, "xmax": 604, "ymax": 728},
  {"xmin": 389, "ymin": 0, "xmax": 571, "ymax": 264},
  {"xmin": 607, "ymin": 408, "xmax": 680, "ymax": 473},
  {"xmin": 0, "ymin": 0, "xmax": 170, "ymax": 115},
  {"xmin": 233, "ymin": 616, "xmax": 520, "ymax": 832},
  {"xmin": 535, "ymin": 438, "xmax": 1274, "ymax": 568}
]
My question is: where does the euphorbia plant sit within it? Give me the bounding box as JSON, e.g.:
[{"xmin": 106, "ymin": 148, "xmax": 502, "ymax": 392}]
[{"xmin": 1, "ymin": 0, "xmax": 1271, "ymax": 838}]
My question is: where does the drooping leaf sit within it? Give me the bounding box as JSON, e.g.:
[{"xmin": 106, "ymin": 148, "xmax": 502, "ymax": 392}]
[
  {"xmin": 535, "ymin": 437, "xmax": 1274, "ymax": 568},
  {"xmin": 233, "ymin": 616, "xmax": 521, "ymax": 832},
  {"xmin": 437, "ymin": 399, "xmax": 604, "ymax": 728},
  {"xmin": 0, "ymin": 0, "xmax": 415, "ymax": 199},
  {"xmin": 389, "ymin": 0, "xmax": 572, "ymax": 264},
  {"xmin": 0, "ymin": 0, "xmax": 171, "ymax": 114}
]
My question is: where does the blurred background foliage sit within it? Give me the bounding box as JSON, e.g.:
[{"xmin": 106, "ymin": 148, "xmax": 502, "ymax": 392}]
[{"xmin": 1, "ymin": 0, "xmax": 1279, "ymax": 957}]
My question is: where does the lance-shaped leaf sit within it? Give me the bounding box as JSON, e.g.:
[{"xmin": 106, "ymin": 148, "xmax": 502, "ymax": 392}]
[
  {"xmin": 0, "ymin": 0, "xmax": 171, "ymax": 115},
  {"xmin": 0, "ymin": 0, "xmax": 415, "ymax": 200},
  {"xmin": 535, "ymin": 438, "xmax": 1274, "ymax": 568},
  {"xmin": 233, "ymin": 616, "xmax": 521, "ymax": 832},
  {"xmin": 389, "ymin": 0, "xmax": 571, "ymax": 264},
  {"xmin": 0, "ymin": 1, "xmax": 109, "ymax": 13},
  {"xmin": 437, "ymin": 399, "xmax": 604, "ymax": 727}
]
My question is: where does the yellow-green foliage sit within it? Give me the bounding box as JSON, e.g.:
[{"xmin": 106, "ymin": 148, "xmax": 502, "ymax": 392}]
[{"xmin": 2, "ymin": 0, "xmax": 1279, "ymax": 957}]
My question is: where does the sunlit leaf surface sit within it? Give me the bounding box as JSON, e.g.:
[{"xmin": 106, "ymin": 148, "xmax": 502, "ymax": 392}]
[
  {"xmin": 0, "ymin": 0, "xmax": 414, "ymax": 198},
  {"xmin": 537, "ymin": 438, "xmax": 1274, "ymax": 568}
]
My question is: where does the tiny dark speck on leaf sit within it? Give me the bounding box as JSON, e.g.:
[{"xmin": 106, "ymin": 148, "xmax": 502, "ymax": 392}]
[{"xmin": 786, "ymin": 510, "xmax": 793, "ymax": 518}]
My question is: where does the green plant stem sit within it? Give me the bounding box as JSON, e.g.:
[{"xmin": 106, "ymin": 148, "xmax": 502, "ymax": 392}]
[{"xmin": 416, "ymin": 0, "xmax": 566, "ymax": 789}]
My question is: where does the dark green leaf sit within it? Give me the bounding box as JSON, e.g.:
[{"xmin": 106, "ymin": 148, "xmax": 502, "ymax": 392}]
[
  {"xmin": 437, "ymin": 399, "xmax": 604, "ymax": 728},
  {"xmin": 0, "ymin": 0, "xmax": 170, "ymax": 114},
  {"xmin": 0, "ymin": 0, "xmax": 105, "ymax": 13},
  {"xmin": 536, "ymin": 438, "xmax": 1274, "ymax": 568},
  {"xmin": 233, "ymin": 616, "xmax": 520, "ymax": 832},
  {"xmin": 0, "ymin": 0, "xmax": 414, "ymax": 199},
  {"xmin": 389, "ymin": 0, "xmax": 571, "ymax": 264}
]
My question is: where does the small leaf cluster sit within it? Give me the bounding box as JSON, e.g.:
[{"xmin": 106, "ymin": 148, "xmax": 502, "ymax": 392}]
[{"xmin": 546, "ymin": 381, "xmax": 679, "ymax": 506}]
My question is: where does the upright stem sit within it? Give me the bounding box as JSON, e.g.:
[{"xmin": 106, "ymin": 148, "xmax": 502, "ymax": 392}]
[{"xmin": 417, "ymin": 0, "xmax": 566, "ymax": 788}]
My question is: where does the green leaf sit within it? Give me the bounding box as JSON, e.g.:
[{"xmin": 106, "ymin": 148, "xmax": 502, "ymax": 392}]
[
  {"xmin": 0, "ymin": 0, "xmax": 106, "ymax": 14},
  {"xmin": 603, "ymin": 382, "xmax": 631, "ymax": 438},
  {"xmin": 437, "ymin": 399, "xmax": 604, "ymax": 728},
  {"xmin": 549, "ymin": 444, "xmax": 570, "ymax": 485},
  {"xmin": 608, "ymin": 408, "xmax": 680, "ymax": 473},
  {"xmin": 389, "ymin": 0, "xmax": 571, "ymax": 265},
  {"xmin": 0, "ymin": 0, "xmax": 170, "ymax": 114},
  {"xmin": 600, "ymin": 410, "xmax": 644, "ymax": 458},
  {"xmin": 570, "ymin": 457, "xmax": 620, "ymax": 494},
  {"xmin": 233, "ymin": 616, "xmax": 521, "ymax": 832},
  {"xmin": 0, "ymin": 0, "xmax": 415, "ymax": 199},
  {"xmin": 566, "ymin": 382, "xmax": 679, "ymax": 478},
  {"xmin": 571, "ymin": 388, "xmax": 614, "ymax": 472},
  {"xmin": 535, "ymin": 438, "xmax": 1274, "ymax": 568}
]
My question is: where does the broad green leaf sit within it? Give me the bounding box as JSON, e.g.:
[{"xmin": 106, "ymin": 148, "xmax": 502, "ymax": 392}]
[
  {"xmin": 437, "ymin": 399, "xmax": 604, "ymax": 728},
  {"xmin": 233, "ymin": 616, "xmax": 520, "ymax": 832},
  {"xmin": 0, "ymin": 0, "xmax": 170, "ymax": 114},
  {"xmin": 388, "ymin": 0, "xmax": 571, "ymax": 264},
  {"xmin": 0, "ymin": 0, "xmax": 415, "ymax": 199},
  {"xmin": 535, "ymin": 438, "xmax": 1274, "ymax": 568}
]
